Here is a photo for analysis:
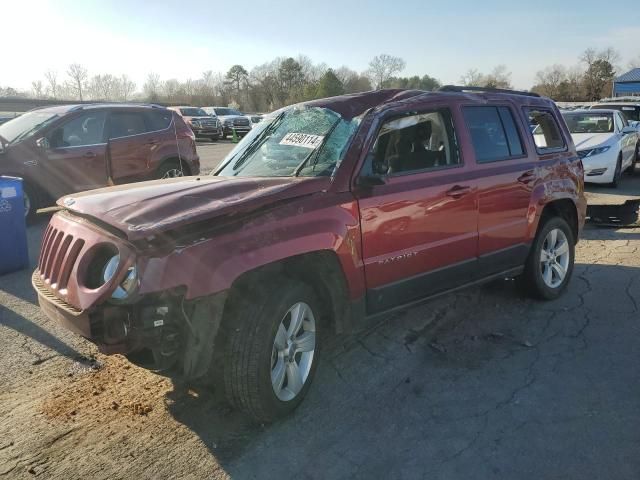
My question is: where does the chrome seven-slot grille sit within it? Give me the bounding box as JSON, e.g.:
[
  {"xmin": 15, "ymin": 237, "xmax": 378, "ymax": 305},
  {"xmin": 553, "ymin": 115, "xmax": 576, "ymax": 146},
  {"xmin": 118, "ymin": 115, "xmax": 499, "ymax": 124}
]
[{"xmin": 37, "ymin": 223, "xmax": 85, "ymax": 292}]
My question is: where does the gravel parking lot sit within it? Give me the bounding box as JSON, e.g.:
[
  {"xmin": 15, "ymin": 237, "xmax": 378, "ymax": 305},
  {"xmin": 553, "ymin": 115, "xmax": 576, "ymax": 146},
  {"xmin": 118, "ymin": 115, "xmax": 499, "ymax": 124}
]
[{"xmin": 1, "ymin": 176, "xmax": 640, "ymax": 479}]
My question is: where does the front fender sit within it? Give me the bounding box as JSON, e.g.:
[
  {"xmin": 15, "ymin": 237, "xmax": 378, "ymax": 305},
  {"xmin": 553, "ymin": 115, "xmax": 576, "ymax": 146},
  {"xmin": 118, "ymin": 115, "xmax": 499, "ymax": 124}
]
[{"xmin": 136, "ymin": 193, "xmax": 365, "ymax": 301}]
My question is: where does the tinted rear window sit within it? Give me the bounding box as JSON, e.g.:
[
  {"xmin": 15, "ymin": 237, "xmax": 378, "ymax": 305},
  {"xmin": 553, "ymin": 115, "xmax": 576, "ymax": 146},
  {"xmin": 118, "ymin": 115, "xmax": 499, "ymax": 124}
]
[
  {"xmin": 109, "ymin": 112, "xmax": 147, "ymax": 138},
  {"xmin": 596, "ymin": 105, "xmax": 640, "ymax": 122},
  {"xmin": 462, "ymin": 106, "xmax": 524, "ymax": 163},
  {"xmin": 145, "ymin": 110, "xmax": 172, "ymax": 131}
]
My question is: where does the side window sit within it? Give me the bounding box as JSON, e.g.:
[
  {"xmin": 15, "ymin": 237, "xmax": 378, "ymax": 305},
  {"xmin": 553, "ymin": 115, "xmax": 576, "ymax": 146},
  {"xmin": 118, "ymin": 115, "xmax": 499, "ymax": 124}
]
[
  {"xmin": 370, "ymin": 109, "xmax": 460, "ymax": 175},
  {"xmin": 525, "ymin": 108, "xmax": 566, "ymax": 153},
  {"xmin": 615, "ymin": 112, "xmax": 627, "ymax": 129},
  {"xmin": 144, "ymin": 110, "xmax": 172, "ymax": 132},
  {"xmin": 109, "ymin": 112, "xmax": 147, "ymax": 139},
  {"xmin": 48, "ymin": 112, "xmax": 106, "ymax": 148},
  {"xmin": 462, "ymin": 106, "xmax": 524, "ymax": 163}
]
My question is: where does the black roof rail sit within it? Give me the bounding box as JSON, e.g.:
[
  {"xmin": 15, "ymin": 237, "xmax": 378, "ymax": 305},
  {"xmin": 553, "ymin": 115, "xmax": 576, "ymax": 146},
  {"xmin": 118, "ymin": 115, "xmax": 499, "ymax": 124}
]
[{"xmin": 438, "ymin": 85, "xmax": 540, "ymax": 98}]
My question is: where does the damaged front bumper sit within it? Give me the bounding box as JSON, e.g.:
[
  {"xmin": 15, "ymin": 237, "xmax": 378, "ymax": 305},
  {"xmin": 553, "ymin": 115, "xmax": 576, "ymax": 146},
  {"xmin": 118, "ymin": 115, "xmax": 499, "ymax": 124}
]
[{"xmin": 33, "ymin": 270, "xmax": 228, "ymax": 378}]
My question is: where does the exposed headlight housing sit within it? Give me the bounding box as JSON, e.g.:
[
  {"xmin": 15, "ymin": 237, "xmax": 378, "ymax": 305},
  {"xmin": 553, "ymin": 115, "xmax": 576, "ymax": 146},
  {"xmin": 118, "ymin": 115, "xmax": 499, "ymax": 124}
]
[
  {"xmin": 577, "ymin": 146, "xmax": 611, "ymax": 158},
  {"xmin": 103, "ymin": 254, "xmax": 138, "ymax": 300}
]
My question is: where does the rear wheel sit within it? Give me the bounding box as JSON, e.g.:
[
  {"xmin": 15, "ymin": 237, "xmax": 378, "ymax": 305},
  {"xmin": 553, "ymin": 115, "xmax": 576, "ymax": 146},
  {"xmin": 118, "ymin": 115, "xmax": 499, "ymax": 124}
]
[
  {"xmin": 520, "ymin": 216, "xmax": 575, "ymax": 300},
  {"xmin": 223, "ymin": 277, "xmax": 321, "ymax": 423},
  {"xmin": 156, "ymin": 161, "xmax": 185, "ymax": 179}
]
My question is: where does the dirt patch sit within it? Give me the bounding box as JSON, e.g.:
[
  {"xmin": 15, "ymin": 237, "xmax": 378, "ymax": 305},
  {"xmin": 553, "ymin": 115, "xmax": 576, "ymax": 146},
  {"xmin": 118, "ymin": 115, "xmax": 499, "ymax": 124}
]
[{"xmin": 41, "ymin": 355, "xmax": 171, "ymax": 422}]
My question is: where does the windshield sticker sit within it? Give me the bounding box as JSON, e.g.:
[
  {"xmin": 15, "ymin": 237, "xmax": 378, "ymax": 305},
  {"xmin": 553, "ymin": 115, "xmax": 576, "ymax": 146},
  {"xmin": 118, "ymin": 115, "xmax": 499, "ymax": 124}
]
[{"xmin": 279, "ymin": 133, "xmax": 325, "ymax": 149}]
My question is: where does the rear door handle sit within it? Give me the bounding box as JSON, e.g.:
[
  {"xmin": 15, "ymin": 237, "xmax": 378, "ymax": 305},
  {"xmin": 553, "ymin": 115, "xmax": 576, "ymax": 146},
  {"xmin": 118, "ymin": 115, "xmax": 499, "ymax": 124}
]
[
  {"xmin": 83, "ymin": 151, "xmax": 96, "ymax": 159},
  {"xmin": 145, "ymin": 139, "xmax": 159, "ymax": 145},
  {"xmin": 518, "ymin": 170, "xmax": 535, "ymax": 184},
  {"xmin": 445, "ymin": 185, "xmax": 472, "ymax": 198}
]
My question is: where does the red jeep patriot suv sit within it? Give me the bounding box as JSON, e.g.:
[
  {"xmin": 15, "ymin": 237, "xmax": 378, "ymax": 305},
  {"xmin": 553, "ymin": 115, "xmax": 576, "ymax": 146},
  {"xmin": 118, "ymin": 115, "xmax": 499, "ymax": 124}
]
[
  {"xmin": 0, "ymin": 103, "xmax": 199, "ymax": 218},
  {"xmin": 33, "ymin": 87, "xmax": 586, "ymax": 422}
]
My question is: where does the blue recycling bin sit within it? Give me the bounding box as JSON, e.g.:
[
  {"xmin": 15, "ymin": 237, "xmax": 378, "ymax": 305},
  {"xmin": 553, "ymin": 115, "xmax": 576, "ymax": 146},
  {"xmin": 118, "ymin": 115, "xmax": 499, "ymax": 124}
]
[{"xmin": 0, "ymin": 176, "xmax": 29, "ymax": 275}]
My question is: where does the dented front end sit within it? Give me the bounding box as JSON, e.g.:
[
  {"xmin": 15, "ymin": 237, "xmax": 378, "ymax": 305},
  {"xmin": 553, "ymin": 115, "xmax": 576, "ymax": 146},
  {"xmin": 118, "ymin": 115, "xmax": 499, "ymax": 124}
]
[{"xmin": 32, "ymin": 209, "xmax": 227, "ymax": 377}]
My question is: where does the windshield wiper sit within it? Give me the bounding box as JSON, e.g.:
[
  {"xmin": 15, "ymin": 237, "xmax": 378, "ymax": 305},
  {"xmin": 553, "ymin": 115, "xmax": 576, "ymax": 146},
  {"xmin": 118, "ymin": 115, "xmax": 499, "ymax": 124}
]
[
  {"xmin": 293, "ymin": 119, "xmax": 341, "ymax": 177},
  {"xmin": 229, "ymin": 112, "xmax": 285, "ymax": 173}
]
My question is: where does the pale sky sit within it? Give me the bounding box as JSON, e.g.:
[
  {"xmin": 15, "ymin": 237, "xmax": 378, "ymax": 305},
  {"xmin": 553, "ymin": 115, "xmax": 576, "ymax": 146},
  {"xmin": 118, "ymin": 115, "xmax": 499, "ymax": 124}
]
[{"xmin": 3, "ymin": 0, "xmax": 640, "ymax": 92}]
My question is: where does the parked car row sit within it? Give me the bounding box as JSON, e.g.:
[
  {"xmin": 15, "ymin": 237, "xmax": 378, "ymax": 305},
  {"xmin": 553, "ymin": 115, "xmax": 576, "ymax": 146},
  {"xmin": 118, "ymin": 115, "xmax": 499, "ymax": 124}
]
[
  {"xmin": 555, "ymin": 98, "xmax": 640, "ymax": 187},
  {"xmin": 32, "ymin": 86, "xmax": 587, "ymax": 422}
]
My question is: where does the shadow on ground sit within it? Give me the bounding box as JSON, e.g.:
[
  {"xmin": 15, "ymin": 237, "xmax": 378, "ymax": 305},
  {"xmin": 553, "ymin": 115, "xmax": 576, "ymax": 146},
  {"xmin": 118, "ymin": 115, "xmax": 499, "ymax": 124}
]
[{"xmin": 164, "ymin": 258, "xmax": 640, "ymax": 479}]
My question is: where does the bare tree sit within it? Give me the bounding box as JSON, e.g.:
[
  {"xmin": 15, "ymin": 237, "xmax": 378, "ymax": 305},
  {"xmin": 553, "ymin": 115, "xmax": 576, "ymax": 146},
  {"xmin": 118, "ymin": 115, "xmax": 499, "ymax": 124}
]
[
  {"xmin": 367, "ymin": 54, "xmax": 406, "ymax": 89},
  {"xmin": 143, "ymin": 72, "xmax": 162, "ymax": 101},
  {"xmin": 31, "ymin": 80, "xmax": 44, "ymax": 99},
  {"xmin": 460, "ymin": 68, "xmax": 484, "ymax": 86},
  {"xmin": 628, "ymin": 55, "xmax": 640, "ymax": 70},
  {"xmin": 66, "ymin": 63, "xmax": 88, "ymax": 101},
  {"xmin": 118, "ymin": 75, "xmax": 136, "ymax": 101},
  {"xmin": 44, "ymin": 70, "xmax": 59, "ymax": 99}
]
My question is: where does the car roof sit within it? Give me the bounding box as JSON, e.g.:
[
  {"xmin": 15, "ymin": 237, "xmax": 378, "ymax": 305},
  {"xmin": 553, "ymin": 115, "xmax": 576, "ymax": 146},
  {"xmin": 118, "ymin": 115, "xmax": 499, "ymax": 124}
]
[
  {"xmin": 570, "ymin": 109, "xmax": 617, "ymax": 114},
  {"xmin": 303, "ymin": 87, "xmax": 551, "ymax": 121},
  {"xmin": 30, "ymin": 103, "xmax": 167, "ymax": 114}
]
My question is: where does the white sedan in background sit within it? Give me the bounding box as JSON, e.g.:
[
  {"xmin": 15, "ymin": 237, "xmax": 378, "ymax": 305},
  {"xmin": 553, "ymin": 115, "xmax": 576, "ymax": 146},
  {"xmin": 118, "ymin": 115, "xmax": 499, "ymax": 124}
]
[{"xmin": 561, "ymin": 109, "xmax": 639, "ymax": 187}]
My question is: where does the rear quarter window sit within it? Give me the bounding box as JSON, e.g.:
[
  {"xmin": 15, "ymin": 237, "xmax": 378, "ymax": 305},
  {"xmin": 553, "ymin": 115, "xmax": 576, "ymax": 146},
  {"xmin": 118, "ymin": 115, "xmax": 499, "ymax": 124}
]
[
  {"xmin": 524, "ymin": 108, "xmax": 566, "ymax": 154},
  {"xmin": 144, "ymin": 110, "xmax": 172, "ymax": 131}
]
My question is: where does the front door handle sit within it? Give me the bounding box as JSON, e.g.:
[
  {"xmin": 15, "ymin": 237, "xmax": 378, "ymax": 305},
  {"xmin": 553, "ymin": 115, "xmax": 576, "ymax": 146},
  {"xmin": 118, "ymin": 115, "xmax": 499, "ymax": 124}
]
[
  {"xmin": 518, "ymin": 170, "xmax": 535, "ymax": 184},
  {"xmin": 445, "ymin": 185, "xmax": 472, "ymax": 198},
  {"xmin": 83, "ymin": 151, "xmax": 96, "ymax": 159}
]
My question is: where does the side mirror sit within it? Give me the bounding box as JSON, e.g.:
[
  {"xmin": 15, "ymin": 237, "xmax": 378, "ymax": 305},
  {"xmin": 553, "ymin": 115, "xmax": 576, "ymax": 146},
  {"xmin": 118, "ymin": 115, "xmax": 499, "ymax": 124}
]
[
  {"xmin": 621, "ymin": 126, "xmax": 637, "ymax": 135},
  {"xmin": 36, "ymin": 137, "xmax": 50, "ymax": 150}
]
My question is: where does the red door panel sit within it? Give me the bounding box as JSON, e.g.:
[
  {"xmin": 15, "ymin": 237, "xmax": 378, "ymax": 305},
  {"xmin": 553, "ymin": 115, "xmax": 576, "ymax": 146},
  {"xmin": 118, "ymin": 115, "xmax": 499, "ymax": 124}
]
[
  {"xmin": 44, "ymin": 144, "xmax": 109, "ymax": 197},
  {"xmin": 358, "ymin": 168, "xmax": 478, "ymax": 312}
]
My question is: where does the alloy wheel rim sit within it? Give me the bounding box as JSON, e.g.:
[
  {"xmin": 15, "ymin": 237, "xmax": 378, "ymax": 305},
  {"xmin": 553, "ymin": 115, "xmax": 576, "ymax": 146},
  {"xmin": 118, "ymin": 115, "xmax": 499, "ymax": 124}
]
[
  {"xmin": 161, "ymin": 168, "xmax": 184, "ymax": 179},
  {"xmin": 539, "ymin": 228, "xmax": 570, "ymax": 288},
  {"xmin": 270, "ymin": 301, "xmax": 316, "ymax": 402}
]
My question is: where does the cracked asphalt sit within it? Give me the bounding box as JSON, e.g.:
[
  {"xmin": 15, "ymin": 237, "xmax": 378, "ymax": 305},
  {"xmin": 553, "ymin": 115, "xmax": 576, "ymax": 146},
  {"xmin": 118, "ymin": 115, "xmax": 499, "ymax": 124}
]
[{"xmin": 1, "ymin": 219, "xmax": 639, "ymax": 479}]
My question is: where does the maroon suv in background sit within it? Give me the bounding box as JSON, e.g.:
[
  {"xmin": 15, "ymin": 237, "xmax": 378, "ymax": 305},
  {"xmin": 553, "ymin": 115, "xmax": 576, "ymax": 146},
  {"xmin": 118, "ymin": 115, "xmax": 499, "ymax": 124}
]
[
  {"xmin": 34, "ymin": 87, "xmax": 585, "ymax": 422},
  {"xmin": 0, "ymin": 103, "xmax": 199, "ymax": 217}
]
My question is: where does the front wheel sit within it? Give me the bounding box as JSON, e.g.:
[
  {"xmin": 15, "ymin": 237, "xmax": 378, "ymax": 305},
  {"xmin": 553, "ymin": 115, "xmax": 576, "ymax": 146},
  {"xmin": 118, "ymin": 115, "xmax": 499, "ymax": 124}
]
[
  {"xmin": 609, "ymin": 155, "xmax": 622, "ymax": 187},
  {"xmin": 22, "ymin": 182, "xmax": 39, "ymax": 222},
  {"xmin": 223, "ymin": 277, "xmax": 321, "ymax": 423},
  {"xmin": 520, "ymin": 216, "xmax": 575, "ymax": 300}
]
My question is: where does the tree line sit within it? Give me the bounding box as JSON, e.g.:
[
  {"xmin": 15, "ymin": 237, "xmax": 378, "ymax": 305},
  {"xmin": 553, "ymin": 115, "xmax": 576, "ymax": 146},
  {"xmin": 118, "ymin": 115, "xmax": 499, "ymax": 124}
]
[
  {"xmin": 532, "ymin": 48, "xmax": 640, "ymax": 101},
  {"xmin": 2, "ymin": 49, "xmax": 639, "ymax": 110}
]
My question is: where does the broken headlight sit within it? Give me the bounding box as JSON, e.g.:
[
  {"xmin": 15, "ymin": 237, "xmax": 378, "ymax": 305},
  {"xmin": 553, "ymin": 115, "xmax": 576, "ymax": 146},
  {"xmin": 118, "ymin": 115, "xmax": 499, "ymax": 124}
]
[{"xmin": 103, "ymin": 254, "xmax": 138, "ymax": 300}]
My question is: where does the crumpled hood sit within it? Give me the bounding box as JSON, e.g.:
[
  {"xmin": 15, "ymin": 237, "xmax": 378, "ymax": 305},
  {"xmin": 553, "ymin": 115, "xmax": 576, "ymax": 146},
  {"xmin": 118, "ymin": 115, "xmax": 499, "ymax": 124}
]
[
  {"xmin": 59, "ymin": 175, "xmax": 330, "ymax": 241},
  {"xmin": 571, "ymin": 133, "xmax": 614, "ymax": 151}
]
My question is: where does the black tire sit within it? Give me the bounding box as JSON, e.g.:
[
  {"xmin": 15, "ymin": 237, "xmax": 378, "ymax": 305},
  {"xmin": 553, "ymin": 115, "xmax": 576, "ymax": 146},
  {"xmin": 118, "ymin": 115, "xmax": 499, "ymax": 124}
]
[
  {"xmin": 220, "ymin": 132, "xmax": 227, "ymax": 140},
  {"xmin": 22, "ymin": 181, "xmax": 39, "ymax": 223},
  {"xmin": 223, "ymin": 276, "xmax": 322, "ymax": 423},
  {"xmin": 520, "ymin": 216, "xmax": 575, "ymax": 300},
  {"xmin": 209, "ymin": 136, "xmax": 218, "ymax": 142},
  {"xmin": 155, "ymin": 160, "xmax": 186, "ymax": 179},
  {"xmin": 609, "ymin": 155, "xmax": 622, "ymax": 187},
  {"xmin": 633, "ymin": 143, "xmax": 640, "ymax": 176}
]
